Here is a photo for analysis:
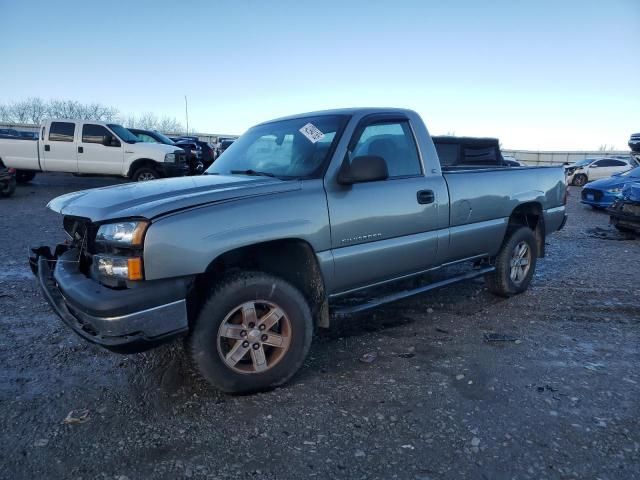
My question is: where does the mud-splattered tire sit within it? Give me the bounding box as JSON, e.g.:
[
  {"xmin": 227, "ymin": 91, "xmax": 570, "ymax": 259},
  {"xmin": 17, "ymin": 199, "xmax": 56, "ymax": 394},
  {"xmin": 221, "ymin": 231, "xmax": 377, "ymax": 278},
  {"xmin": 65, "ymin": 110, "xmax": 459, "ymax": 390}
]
[
  {"xmin": 190, "ymin": 271, "xmax": 313, "ymax": 394},
  {"xmin": 485, "ymin": 226, "xmax": 538, "ymax": 297}
]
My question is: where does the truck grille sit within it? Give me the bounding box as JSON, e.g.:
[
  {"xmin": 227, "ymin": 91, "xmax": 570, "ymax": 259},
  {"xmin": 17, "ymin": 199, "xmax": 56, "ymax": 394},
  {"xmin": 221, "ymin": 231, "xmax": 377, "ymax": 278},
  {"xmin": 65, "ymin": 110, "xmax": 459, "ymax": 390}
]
[
  {"xmin": 62, "ymin": 216, "xmax": 95, "ymax": 272},
  {"xmin": 582, "ymin": 188, "xmax": 602, "ymax": 201},
  {"xmin": 175, "ymin": 151, "xmax": 187, "ymax": 165}
]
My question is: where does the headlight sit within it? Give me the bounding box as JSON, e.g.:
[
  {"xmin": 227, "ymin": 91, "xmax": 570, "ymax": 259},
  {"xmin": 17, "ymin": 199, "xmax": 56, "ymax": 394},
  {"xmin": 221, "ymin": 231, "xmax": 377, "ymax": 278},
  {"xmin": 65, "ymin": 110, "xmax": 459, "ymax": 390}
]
[
  {"xmin": 95, "ymin": 255, "xmax": 144, "ymax": 281},
  {"xmin": 164, "ymin": 153, "xmax": 176, "ymax": 163},
  {"xmin": 96, "ymin": 220, "xmax": 148, "ymax": 246}
]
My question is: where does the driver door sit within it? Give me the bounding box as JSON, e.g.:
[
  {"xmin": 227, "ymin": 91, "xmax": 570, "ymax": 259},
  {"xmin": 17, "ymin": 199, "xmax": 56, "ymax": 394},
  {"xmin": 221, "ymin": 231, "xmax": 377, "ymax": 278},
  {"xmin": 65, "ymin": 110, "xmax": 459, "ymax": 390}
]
[
  {"xmin": 324, "ymin": 115, "xmax": 448, "ymax": 293},
  {"xmin": 78, "ymin": 123, "xmax": 124, "ymax": 174}
]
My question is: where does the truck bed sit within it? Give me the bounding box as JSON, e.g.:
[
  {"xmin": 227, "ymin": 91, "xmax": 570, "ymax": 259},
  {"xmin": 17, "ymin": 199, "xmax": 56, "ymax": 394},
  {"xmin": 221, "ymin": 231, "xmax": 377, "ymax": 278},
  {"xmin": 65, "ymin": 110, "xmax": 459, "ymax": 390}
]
[
  {"xmin": 0, "ymin": 137, "xmax": 40, "ymax": 171},
  {"xmin": 440, "ymin": 165, "xmax": 566, "ymax": 263}
]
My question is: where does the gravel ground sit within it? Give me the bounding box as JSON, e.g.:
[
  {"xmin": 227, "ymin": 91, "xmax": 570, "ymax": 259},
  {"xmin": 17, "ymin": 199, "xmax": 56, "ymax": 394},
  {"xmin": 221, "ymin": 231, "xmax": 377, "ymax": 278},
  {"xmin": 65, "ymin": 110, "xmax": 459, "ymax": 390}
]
[{"xmin": 1, "ymin": 173, "xmax": 639, "ymax": 480}]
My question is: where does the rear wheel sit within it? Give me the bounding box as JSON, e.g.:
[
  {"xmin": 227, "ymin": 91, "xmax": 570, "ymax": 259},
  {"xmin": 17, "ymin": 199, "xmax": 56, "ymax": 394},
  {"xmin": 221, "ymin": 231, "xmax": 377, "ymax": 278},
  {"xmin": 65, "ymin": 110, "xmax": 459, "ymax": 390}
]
[
  {"xmin": 190, "ymin": 271, "xmax": 313, "ymax": 394},
  {"xmin": 485, "ymin": 226, "xmax": 538, "ymax": 297},
  {"xmin": 131, "ymin": 166, "xmax": 160, "ymax": 182},
  {"xmin": 573, "ymin": 174, "xmax": 588, "ymax": 187},
  {"xmin": 16, "ymin": 170, "xmax": 36, "ymax": 184}
]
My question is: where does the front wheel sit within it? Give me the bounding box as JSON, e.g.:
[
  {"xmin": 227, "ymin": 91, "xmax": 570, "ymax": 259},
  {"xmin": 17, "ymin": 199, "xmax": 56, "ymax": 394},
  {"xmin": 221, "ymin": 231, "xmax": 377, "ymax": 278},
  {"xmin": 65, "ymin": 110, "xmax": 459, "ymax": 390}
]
[
  {"xmin": 485, "ymin": 226, "xmax": 538, "ymax": 297},
  {"xmin": 131, "ymin": 166, "xmax": 160, "ymax": 182},
  {"xmin": 573, "ymin": 174, "xmax": 588, "ymax": 187},
  {"xmin": 190, "ymin": 271, "xmax": 313, "ymax": 394}
]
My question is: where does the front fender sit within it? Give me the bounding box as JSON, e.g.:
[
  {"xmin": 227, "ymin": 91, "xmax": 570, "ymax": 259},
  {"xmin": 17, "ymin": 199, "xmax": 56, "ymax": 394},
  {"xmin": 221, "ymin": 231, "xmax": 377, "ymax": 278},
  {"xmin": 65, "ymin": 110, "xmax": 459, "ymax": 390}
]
[{"xmin": 142, "ymin": 180, "xmax": 331, "ymax": 280}]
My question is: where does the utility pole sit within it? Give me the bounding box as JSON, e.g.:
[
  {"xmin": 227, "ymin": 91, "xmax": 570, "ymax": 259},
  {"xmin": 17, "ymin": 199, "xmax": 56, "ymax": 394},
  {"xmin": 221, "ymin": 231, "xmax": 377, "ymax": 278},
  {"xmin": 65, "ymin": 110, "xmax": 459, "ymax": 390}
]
[{"xmin": 184, "ymin": 95, "xmax": 189, "ymax": 135}]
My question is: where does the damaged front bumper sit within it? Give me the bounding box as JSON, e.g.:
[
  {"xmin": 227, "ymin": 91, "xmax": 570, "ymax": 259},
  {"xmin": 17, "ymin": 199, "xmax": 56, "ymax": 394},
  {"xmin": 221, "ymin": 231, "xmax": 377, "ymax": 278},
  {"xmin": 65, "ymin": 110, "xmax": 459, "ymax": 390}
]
[
  {"xmin": 29, "ymin": 245, "xmax": 191, "ymax": 353},
  {"xmin": 608, "ymin": 201, "xmax": 640, "ymax": 234}
]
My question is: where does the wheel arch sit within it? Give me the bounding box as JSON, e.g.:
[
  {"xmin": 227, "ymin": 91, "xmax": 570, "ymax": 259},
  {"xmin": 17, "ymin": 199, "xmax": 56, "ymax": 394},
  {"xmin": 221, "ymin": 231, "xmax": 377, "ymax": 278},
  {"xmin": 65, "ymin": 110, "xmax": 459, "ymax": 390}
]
[
  {"xmin": 507, "ymin": 201, "xmax": 545, "ymax": 257},
  {"xmin": 187, "ymin": 238, "xmax": 329, "ymax": 328},
  {"xmin": 127, "ymin": 158, "xmax": 159, "ymax": 178}
]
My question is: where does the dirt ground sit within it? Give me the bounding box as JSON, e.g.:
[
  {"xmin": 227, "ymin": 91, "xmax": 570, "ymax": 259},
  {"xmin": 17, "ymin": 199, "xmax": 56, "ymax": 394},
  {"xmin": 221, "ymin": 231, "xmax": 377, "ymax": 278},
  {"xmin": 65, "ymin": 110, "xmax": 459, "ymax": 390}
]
[{"xmin": 0, "ymin": 174, "xmax": 638, "ymax": 480}]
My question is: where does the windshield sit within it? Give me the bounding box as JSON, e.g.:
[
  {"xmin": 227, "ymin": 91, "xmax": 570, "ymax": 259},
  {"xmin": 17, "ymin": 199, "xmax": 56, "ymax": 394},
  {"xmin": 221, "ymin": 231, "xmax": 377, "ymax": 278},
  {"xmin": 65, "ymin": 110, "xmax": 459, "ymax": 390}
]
[
  {"xmin": 107, "ymin": 124, "xmax": 140, "ymax": 144},
  {"xmin": 207, "ymin": 115, "xmax": 348, "ymax": 179},
  {"xmin": 572, "ymin": 159, "xmax": 592, "ymax": 167},
  {"xmin": 620, "ymin": 166, "xmax": 640, "ymax": 178},
  {"xmin": 153, "ymin": 131, "xmax": 176, "ymax": 145}
]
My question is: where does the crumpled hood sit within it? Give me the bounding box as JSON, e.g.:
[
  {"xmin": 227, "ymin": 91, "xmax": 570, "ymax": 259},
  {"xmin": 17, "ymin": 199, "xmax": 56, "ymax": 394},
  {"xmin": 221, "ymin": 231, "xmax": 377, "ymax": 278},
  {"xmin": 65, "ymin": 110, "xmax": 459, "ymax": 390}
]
[
  {"xmin": 48, "ymin": 175, "xmax": 301, "ymax": 222},
  {"xmin": 622, "ymin": 182, "xmax": 640, "ymax": 202}
]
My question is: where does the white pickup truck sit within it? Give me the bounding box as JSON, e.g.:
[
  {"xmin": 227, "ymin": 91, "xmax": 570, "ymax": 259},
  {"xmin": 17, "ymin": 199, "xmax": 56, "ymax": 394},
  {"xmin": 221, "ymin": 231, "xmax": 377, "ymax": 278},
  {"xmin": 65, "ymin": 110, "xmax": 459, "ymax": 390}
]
[{"xmin": 0, "ymin": 120, "xmax": 188, "ymax": 183}]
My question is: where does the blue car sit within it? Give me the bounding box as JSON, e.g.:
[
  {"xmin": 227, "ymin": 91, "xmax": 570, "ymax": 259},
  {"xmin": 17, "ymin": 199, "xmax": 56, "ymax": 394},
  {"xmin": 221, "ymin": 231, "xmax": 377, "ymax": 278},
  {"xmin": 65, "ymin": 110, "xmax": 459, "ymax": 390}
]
[{"xmin": 581, "ymin": 166, "xmax": 640, "ymax": 208}]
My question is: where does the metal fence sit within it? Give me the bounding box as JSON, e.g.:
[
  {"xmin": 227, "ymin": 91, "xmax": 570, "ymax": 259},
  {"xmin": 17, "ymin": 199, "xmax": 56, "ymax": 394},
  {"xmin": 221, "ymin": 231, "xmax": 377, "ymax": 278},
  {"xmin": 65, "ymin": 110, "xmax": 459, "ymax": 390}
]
[{"xmin": 503, "ymin": 149, "xmax": 633, "ymax": 166}]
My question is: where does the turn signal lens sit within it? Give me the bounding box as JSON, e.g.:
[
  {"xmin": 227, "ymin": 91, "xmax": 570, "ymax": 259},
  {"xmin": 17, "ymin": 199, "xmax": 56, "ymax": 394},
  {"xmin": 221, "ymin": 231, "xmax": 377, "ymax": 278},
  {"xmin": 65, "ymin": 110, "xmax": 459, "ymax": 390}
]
[
  {"xmin": 95, "ymin": 255, "xmax": 144, "ymax": 281},
  {"xmin": 127, "ymin": 258, "xmax": 143, "ymax": 281}
]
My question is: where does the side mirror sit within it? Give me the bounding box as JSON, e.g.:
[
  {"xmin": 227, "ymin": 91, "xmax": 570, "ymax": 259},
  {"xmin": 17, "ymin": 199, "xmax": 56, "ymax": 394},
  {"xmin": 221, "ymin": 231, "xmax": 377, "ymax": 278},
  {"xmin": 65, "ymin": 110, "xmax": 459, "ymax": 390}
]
[
  {"xmin": 338, "ymin": 155, "xmax": 389, "ymax": 185},
  {"xmin": 103, "ymin": 134, "xmax": 114, "ymax": 147}
]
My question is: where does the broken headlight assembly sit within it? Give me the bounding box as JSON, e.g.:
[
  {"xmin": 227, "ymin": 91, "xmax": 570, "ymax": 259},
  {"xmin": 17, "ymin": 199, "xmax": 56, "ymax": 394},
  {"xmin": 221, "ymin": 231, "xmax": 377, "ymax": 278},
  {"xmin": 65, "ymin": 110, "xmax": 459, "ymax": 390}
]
[{"xmin": 94, "ymin": 220, "xmax": 148, "ymax": 284}]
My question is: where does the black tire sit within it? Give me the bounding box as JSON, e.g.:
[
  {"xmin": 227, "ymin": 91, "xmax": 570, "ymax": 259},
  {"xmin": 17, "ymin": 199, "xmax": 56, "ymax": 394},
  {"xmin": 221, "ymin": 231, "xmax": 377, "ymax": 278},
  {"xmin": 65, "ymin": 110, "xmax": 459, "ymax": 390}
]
[
  {"xmin": 16, "ymin": 170, "xmax": 36, "ymax": 184},
  {"xmin": 613, "ymin": 223, "xmax": 633, "ymax": 233},
  {"xmin": 131, "ymin": 165, "xmax": 160, "ymax": 182},
  {"xmin": 0, "ymin": 177, "xmax": 16, "ymax": 197},
  {"xmin": 190, "ymin": 271, "xmax": 313, "ymax": 394},
  {"xmin": 485, "ymin": 226, "xmax": 538, "ymax": 297},
  {"xmin": 573, "ymin": 174, "xmax": 588, "ymax": 187}
]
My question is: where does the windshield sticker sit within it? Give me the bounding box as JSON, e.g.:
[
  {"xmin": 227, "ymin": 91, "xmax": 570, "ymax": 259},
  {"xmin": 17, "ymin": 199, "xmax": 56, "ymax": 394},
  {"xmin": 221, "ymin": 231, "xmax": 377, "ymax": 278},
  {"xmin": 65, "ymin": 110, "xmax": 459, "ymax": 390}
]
[{"xmin": 299, "ymin": 123, "xmax": 325, "ymax": 143}]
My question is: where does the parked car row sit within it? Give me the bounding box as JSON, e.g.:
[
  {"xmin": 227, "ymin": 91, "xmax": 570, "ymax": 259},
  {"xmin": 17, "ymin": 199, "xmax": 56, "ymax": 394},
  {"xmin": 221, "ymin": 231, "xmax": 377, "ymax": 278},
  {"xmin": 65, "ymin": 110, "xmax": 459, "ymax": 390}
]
[
  {"xmin": 565, "ymin": 156, "xmax": 636, "ymax": 187},
  {"xmin": 580, "ymin": 166, "xmax": 640, "ymax": 208},
  {"xmin": 0, "ymin": 119, "xmax": 238, "ymax": 183},
  {"xmin": 0, "ymin": 119, "xmax": 189, "ymax": 183}
]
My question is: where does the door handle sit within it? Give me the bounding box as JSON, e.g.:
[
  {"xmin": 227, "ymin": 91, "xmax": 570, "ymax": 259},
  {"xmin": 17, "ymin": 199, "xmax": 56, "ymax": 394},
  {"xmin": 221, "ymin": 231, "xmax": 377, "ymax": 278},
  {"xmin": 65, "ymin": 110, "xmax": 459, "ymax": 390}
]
[
  {"xmin": 78, "ymin": 146, "xmax": 83, "ymax": 153},
  {"xmin": 44, "ymin": 144, "xmax": 50, "ymax": 152},
  {"xmin": 417, "ymin": 190, "xmax": 435, "ymax": 204}
]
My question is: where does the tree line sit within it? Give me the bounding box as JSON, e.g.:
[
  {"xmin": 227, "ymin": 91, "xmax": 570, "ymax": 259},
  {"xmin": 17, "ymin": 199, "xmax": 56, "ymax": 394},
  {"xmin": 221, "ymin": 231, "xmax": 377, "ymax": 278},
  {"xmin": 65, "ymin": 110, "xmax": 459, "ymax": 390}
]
[{"xmin": 0, "ymin": 97, "xmax": 186, "ymax": 133}]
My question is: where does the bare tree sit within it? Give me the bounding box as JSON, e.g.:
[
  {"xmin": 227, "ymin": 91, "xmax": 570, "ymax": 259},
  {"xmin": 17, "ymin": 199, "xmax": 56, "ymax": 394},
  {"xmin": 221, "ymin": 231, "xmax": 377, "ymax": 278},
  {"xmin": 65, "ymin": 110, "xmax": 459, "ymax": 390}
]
[
  {"xmin": 9, "ymin": 100, "xmax": 31, "ymax": 123},
  {"xmin": 156, "ymin": 116, "xmax": 185, "ymax": 134},
  {"xmin": 135, "ymin": 112, "xmax": 159, "ymax": 130},
  {"xmin": 598, "ymin": 144, "xmax": 616, "ymax": 151},
  {"xmin": 0, "ymin": 97, "xmax": 187, "ymax": 133},
  {"xmin": 0, "ymin": 104, "xmax": 13, "ymax": 122},
  {"xmin": 24, "ymin": 97, "xmax": 48, "ymax": 124},
  {"xmin": 84, "ymin": 102, "xmax": 119, "ymax": 121},
  {"xmin": 48, "ymin": 99, "xmax": 85, "ymax": 119},
  {"xmin": 121, "ymin": 115, "xmax": 138, "ymax": 128}
]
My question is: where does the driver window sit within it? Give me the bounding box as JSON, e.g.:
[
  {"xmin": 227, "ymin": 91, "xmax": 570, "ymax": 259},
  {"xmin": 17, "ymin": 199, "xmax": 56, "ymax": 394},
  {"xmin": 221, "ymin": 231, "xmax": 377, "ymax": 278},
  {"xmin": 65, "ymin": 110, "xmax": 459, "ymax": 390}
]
[{"xmin": 351, "ymin": 121, "xmax": 421, "ymax": 178}]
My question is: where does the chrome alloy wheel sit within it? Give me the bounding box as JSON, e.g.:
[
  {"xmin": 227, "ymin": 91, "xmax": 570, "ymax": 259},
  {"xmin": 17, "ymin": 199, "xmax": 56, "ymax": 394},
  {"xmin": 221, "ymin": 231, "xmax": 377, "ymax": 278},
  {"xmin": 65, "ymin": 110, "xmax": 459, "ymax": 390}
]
[
  {"xmin": 137, "ymin": 172, "xmax": 156, "ymax": 181},
  {"xmin": 217, "ymin": 301, "xmax": 292, "ymax": 374},
  {"xmin": 510, "ymin": 241, "xmax": 531, "ymax": 284}
]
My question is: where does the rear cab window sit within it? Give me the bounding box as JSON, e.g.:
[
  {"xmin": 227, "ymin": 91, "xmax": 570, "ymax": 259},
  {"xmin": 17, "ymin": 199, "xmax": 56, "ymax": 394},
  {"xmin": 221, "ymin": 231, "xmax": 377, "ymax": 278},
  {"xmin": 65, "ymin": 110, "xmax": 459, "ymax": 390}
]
[{"xmin": 48, "ymin": 122, "xmax": 75, "ymax": 142}]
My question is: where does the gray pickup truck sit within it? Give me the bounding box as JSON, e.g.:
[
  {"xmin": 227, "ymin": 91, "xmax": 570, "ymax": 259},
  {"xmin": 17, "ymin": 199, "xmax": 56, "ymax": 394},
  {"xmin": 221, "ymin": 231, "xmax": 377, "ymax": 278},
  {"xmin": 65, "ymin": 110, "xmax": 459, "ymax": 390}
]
[{"xmin": 30, "ymin": 108, "xmax": 567, "ymax": 393}]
